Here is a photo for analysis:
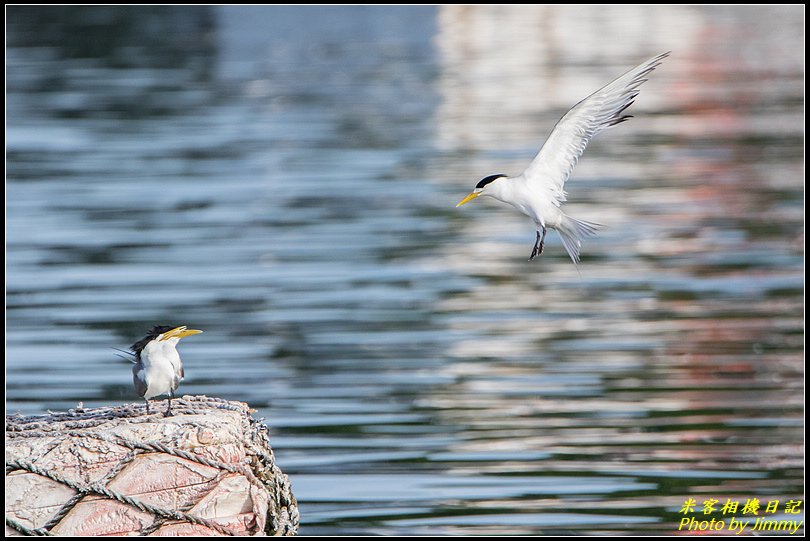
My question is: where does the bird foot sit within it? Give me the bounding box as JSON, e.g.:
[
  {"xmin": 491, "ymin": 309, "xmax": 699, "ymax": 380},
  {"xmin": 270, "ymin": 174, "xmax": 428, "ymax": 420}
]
[
  {"xmin": 529, "ymin": 228, "xmax": 546, "ymax": 261},
  {"xmin": 164, "ymin": 396, "xmax": 175, "ymax": 417},
  {"xmin": 529, "ymin": 242, "xmax": 544, "ymax": 261}
]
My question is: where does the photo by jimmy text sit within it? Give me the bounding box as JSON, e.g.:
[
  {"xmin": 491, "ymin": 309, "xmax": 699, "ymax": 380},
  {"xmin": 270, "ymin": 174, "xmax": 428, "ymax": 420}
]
[{"xmin": 678, "ymin": 498, "xmax": 803, "ymax": 535}]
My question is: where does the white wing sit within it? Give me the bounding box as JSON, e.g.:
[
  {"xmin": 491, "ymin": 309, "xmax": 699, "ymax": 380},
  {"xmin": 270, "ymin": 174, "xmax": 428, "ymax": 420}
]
[{"xmin": 521, "ymin": 52, "xmax": 669, "ymax": 203}]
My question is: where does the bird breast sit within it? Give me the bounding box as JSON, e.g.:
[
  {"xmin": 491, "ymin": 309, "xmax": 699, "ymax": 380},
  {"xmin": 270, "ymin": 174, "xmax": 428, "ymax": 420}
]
[
  {"xmin": 139, "ymin": 339, "xmax": 184, "ymax": 398},
  {"xmin": 489, "ymin": 177, "xmax": 559, "ymax": 227}
]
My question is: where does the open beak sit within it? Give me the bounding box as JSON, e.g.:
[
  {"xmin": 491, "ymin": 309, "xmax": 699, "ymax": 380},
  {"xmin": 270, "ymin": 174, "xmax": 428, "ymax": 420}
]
[
  {"xmin": 160, "ymin": 326, "xmax": 204, "ymax": 341},
  {"xmin": 456, "ymin": 191, "xmax": 481, "ymax": 207}
]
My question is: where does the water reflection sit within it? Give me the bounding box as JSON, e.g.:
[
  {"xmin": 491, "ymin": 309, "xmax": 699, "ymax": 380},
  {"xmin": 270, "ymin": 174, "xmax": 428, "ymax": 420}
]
[{"xmin": 6, "ymin": 5, "xmax": 804, "ymax": 535}]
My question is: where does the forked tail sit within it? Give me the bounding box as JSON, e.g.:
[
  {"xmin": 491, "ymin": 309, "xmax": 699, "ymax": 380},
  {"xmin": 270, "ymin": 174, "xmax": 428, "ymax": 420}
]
[{"xmin": 557, "ymin": 214, "xmax": 601, "ymax": 264}]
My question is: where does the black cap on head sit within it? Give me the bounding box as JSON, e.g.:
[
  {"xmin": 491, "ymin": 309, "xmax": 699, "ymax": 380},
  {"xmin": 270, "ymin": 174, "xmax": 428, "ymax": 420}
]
[
  {"xmin": 475, "ymin": 174, "xmax": 507, "ymax": 189},
  {"xmin": 131, "ymin": 325, "xmax": 179, "ymax": 355}
]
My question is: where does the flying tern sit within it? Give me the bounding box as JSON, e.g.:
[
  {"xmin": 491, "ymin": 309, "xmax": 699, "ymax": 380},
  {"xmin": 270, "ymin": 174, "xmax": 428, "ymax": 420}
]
[{"xmin": 457, "ymin": 52, "xmax": 669, "ymax": 263}]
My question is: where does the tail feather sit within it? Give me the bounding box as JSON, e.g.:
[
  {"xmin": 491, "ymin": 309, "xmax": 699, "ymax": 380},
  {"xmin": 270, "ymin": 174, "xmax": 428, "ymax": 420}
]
[{"xmin": 556, "ymin": 214, "xmax": 601, "ymax": 264}]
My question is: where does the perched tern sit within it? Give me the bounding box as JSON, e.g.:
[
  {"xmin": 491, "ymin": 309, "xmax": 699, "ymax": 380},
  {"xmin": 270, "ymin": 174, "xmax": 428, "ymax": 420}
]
[
  {"xmin": 457, "ymin": 52, "xmax": 669, "ymax": 263},
  {"xmin": 129, "ymin": 325, "xmax": 203, "ymax": 416}
]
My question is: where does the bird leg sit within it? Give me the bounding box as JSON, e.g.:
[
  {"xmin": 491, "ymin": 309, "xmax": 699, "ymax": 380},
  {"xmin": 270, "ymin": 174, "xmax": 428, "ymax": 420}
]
[
  {"xmin": 165, "ymin": 393, "xmax": 174, "ymax": 417},
  {"xmin": 144, "ymin": 398, "xmax": 151, "ymax": 415},
  {"xmin": 529, "ymin": 226, "xmax": 547, "ymax": 260}
]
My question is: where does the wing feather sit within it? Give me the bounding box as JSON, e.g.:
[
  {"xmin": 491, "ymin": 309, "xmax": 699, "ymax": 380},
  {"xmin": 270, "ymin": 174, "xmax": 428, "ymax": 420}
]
[
  {"xmin": 522, "ymin": 52, "xmax": 669, "ymax": 201},
  {"xmin": 132, "ymin": 364, "xmax": 148, "ymax": 398}
]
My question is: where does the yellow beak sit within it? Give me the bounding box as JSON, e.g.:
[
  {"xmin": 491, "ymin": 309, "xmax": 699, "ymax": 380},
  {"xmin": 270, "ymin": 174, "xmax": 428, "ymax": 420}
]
[
  {"xmin": 160, "ymin": 326, "xmax": 204, "ymax": 341},
  {"xmin": 456, "ymin": 191, "xmax": 481, "ymax": 207}
]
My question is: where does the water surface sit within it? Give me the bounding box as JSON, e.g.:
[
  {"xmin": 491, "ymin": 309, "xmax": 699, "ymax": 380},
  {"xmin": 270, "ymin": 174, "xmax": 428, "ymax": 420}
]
[{"xmin": 6, "ymin": 5, "xmax": 804, "ymax": 535}]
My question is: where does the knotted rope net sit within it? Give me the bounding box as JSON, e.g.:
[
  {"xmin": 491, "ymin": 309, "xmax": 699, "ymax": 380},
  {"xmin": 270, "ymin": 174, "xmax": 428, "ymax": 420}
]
[{"xmin": 6, "ymin": 396, "xmax": 298, "ymax": 536}]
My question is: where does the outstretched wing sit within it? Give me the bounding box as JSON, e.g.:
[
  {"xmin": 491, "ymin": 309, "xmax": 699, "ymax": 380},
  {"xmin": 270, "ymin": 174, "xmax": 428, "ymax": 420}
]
[{"xmin": 521, "ymin": 52, "xmax": 669, "ymax": 202}]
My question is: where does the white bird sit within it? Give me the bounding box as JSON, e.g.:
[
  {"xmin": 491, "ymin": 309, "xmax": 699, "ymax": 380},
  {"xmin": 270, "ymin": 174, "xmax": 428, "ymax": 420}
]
[
  {"xmin": 130, "ymin": 325, "xmax": 203, "ymax": 416},
  {"xmin": 457, "ymin": 52, "xmax": 669, "ymax": 264}
]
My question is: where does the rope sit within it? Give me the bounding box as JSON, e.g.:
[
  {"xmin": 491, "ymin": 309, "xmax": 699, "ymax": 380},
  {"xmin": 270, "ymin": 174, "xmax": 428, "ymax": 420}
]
[
  {"xmin": 6, "ymin": 396, "xmax": 246, "ymax": 432},
  {"xmin": 7, "ymin": 459, "xmax": 238, "ymax": 536},
  {"xmin": 6, "ymin": 427, "xmax": 266, "ymax": 492},
  {"xmin": 38, "ymin": 493, "xmax": 84, "ymax": 533},
  {"xmin": 40, "ymin": 448, "xmax": 141, "ymax": 532},
  {"xmin": 5, "ymin": 396, "xmax": 298, "ymax": 536},
  {"xmin": 5, "ymin": 516, "xmax": 54, "ymax": 536}
]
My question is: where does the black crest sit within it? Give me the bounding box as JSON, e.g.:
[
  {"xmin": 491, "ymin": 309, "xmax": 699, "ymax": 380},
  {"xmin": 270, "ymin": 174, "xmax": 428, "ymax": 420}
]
[
  {"xmin": 130, "ymin": 325, "xmax": 178, "ymax": 356},
  {"xmin": 475, "ymin": 174, "xmax": 507, "ymax": 189}
]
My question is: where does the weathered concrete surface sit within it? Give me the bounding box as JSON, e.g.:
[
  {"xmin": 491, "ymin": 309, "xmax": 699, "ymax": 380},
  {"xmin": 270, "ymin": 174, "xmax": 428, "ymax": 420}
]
[{"xmin": 6, "ymin": 396, "xmax": 298, "ymax": 536}]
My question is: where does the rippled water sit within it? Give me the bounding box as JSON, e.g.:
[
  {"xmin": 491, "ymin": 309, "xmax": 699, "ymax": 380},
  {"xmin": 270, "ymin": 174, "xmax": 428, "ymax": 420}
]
[{"xmin": 6, "ymin": 6, "xmax": 804, "ymax": 535}]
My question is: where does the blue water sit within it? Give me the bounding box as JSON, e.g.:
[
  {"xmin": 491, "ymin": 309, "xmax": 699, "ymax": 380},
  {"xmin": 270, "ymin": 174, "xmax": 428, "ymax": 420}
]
[{"xmin": 6, "ymin": 6, "xmax": 804, "ymax": 535}]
